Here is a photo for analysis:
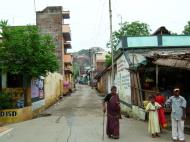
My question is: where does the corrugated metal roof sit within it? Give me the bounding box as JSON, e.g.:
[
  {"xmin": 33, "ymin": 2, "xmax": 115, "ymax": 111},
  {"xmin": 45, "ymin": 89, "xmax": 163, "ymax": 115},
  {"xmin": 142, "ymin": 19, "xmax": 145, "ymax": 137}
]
[
  {"xmin": 144, "ymin": 50, "xmax": 190, "ymax": 58},
  {"xmin": 153, "ymin": 58, "xmax": 190, "ymax": 69}
]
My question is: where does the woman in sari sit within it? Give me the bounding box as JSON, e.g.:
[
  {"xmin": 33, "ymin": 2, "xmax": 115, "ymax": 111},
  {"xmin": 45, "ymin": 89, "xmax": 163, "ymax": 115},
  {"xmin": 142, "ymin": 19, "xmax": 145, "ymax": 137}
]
[
  {"xmin": 103, "ymin": 86, "xmax": 121, "ymax": 139},
  {"xmin": 155, "ymin": 92, "xmax": 167, "ymax": 130}
]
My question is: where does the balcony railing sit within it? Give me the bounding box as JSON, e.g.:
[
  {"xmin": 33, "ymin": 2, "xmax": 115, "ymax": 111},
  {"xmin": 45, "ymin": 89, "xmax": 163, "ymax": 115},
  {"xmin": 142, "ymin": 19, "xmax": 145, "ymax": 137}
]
[
  {"xmin": 64, "ymin": 66, "xmax": 72, "ymax": 74},
  {"xmin": 62, "ymin": 11, "xmax": 70, "ymax": 19},
  {"xmin": 62, "ymin": 24, "xmax": 70, "ymax": 33},
  {"xmin": 64, "ymin": 54, "xmax": 72, "ymax": 63},
  {"xmin": 62, "ymin": 24, "xmax": 71, "ymax": 41},
  {"xmin": 64, "ymin": 42, "xmax": 71, "ymax": 49}
]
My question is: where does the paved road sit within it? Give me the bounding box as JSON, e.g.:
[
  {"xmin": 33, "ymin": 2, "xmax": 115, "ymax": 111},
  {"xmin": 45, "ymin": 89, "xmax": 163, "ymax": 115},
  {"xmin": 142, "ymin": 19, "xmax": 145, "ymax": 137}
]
[{"xmin": 0, "ymin": 85, "xmax": 190, "ymax": 142}]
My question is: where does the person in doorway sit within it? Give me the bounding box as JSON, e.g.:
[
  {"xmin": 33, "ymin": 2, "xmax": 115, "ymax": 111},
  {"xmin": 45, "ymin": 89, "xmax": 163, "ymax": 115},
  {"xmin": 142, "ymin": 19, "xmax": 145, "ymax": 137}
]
[
  {"xmin": 146, "ymin": 95, "xmax": 161, "ymax": 138},
  {"xmin": 103, "ymin": 86, "xmax": 121, "ymax": 139},
  {"xmin": 155, "ymin": 92, "xmax": 167, "ymax": 131},
  {"xmin": 166, "ymin": 87, "xmax": 187, "ymax": 142}
]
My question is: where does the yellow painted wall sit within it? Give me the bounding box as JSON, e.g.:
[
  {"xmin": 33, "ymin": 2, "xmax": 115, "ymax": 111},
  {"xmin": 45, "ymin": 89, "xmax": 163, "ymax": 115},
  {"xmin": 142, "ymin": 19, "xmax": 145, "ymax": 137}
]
[
  {"xmin": 0, "ymin": 73, "xmax": 63, "ymax": 123},
  {"xmin": 44, "ymin": 73, "xmax": 63, "ymax": 108},
  {"xmin": 0, "ymin": 107, "xmax": 32, "ymax": 123},
  {"xmin": 97, "ymin": 73, "xmax": 107, "ymax": 96},
  {"xmin": 97, "ymin": 78, "xmax": 104, "ymax": 94}
]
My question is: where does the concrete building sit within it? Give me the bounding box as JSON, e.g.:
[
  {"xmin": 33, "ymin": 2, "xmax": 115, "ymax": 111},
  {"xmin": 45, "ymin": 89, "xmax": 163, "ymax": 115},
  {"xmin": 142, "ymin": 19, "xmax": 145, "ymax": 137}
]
[
  {"xmin": 85, "ymin": 49, "xmax": 107, "ymax": 88},
  {"xmin": 36, "ymin": 6, "xmax": 72, "ymax": 76},
  {"xmin": 93, "ymin": 51, "xmax": 107, "ymax": 73}
]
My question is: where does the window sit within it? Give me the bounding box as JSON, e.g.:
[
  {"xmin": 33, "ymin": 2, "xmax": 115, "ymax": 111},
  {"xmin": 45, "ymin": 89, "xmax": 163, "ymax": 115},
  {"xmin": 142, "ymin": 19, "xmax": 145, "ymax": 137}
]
[{"xmin": 7, "ymin": 73, "xmax": 22, "ymax": 88}]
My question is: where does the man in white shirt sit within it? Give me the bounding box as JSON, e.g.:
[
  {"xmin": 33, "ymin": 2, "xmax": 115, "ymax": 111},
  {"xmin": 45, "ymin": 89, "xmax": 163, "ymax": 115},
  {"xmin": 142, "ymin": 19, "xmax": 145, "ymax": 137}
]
[{"xmin": 166, "ymin": 88, "xmax": 187, "ymax": 142}]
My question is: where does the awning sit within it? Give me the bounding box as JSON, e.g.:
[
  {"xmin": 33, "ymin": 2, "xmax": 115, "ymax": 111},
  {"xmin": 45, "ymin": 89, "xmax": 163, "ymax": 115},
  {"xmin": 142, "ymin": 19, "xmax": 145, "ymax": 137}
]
[
  {"xmin": 153, "ymin": 58, "xmax": 190, "ymax": 70},
  {"xmin": 124, "ymin": 53, "xmax": 147, "ymax": 69}
]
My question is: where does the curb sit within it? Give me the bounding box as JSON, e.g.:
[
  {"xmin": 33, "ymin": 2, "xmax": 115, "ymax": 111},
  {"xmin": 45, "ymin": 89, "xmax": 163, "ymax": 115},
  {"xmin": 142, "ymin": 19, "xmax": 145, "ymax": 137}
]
[{"xmin": 0, "ymin": 127, "xmax": 13, "ymax": 137}]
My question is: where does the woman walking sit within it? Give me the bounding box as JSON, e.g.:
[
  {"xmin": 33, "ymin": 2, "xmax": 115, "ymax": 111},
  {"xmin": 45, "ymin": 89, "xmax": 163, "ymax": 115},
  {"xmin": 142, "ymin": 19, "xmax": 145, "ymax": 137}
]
[{"xmin": 103, "ymin": 86, "xmax": 121, "ymax": 139}]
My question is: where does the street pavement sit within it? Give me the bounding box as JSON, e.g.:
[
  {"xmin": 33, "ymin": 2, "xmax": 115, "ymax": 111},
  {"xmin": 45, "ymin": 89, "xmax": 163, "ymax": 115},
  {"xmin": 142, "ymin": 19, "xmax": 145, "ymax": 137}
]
[{"xmin": 0, "ymin": 84, "xmax": 190, "ymax": 142}]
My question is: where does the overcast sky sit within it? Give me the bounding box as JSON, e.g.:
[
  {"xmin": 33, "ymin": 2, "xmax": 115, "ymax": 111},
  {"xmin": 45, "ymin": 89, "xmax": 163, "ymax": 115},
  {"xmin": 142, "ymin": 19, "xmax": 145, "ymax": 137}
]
[{"xmin": 0, "ymin": 0, "xmax": 190, "ymax": 52}]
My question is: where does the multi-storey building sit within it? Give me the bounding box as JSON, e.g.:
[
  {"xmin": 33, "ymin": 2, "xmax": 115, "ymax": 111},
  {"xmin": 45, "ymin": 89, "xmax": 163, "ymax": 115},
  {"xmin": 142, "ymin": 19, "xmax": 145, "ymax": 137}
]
[
  {"xmin": 63, "ymin": 53, "xmax": 73, "ymax": 93},
  {"xmin": 93, "ymin": 51, "xmax": 107, "ymax": 73},
  {"xmin": 36, "ymin": 6, "xmax": 72, "ymax": 77}
]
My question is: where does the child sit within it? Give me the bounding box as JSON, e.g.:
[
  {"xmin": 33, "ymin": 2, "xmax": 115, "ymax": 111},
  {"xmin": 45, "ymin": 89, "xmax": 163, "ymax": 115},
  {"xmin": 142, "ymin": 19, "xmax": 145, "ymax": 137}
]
[{"xmin": 146, "ymin": 95, "xmax": 161, "ymax": 138}]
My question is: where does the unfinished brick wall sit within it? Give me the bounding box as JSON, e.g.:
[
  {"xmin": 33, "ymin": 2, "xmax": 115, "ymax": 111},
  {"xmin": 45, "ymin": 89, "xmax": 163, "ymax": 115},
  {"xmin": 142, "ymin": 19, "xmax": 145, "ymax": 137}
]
[{"xmin": 36, "ymin": 6, "xmax": 64, "ymax": 75}]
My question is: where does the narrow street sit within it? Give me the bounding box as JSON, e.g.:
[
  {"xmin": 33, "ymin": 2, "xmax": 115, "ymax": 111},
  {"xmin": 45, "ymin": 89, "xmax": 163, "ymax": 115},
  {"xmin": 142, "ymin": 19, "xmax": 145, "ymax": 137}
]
[{"xmin": 0, "ymin": 85, "xmax": 190, "ymax": 142}]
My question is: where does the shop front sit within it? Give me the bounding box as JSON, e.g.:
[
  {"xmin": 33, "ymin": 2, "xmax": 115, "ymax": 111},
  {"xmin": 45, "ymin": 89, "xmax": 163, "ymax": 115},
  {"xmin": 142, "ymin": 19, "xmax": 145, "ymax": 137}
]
[
  {"xmin": 141, "ymin": 54, "xmax": 190, "ymax": 125},
  {"xmin": 114, "ymin": 35, "xmax": 190, "ymax": 124}
]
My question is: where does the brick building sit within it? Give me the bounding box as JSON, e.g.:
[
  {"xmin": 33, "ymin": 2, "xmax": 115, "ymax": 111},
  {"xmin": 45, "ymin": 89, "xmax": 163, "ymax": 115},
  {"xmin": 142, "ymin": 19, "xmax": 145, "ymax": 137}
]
[{"xmin": 36, "ymin": 6, "xmax": 72, "ymax": 77}]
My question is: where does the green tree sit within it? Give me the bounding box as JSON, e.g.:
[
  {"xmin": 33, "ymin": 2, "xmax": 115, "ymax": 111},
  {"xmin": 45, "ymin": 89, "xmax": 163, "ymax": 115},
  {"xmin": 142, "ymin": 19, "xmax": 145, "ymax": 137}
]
[
  {"xmin": 107, "ymin": 21, "xmax": 151, "ymax": 49},
  {"xmin": 73, "ymin": 62, "xmax": 80, "ymax": 80},
  {"xmin": 105, "ymin": 21, "xmax": 151, "ymax": 67},
  {"xmin": 105, "ymin": 52, "xmax": 112, "ymax": 67},
  {"xmin": 0, "ymin": 20, "xmax": 59, "ymax": 105},
  {"xmin": 183, "ymin": 21, "xmax": 190, "ymax": 34},
  {"xmin": 119, "ymin": 21, "xmax": 150, "ymax": 36}
]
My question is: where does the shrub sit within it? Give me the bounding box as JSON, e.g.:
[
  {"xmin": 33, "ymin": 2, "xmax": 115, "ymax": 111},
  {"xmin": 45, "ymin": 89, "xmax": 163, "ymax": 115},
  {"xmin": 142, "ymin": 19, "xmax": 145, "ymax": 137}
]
[{"xmin": 0, "ymin": 93, "xmax": 14, "ymax": 109}]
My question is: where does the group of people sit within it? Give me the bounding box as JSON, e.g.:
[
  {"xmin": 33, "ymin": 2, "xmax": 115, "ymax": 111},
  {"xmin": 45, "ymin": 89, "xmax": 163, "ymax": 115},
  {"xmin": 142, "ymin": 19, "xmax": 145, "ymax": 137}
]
[
  {"xmin": 103, "ymin": 86, "xmax": 187, "ymax": 142},
  {"xmin": 146, "ymin": 87, "xmax": 187, "ymax": 142}
]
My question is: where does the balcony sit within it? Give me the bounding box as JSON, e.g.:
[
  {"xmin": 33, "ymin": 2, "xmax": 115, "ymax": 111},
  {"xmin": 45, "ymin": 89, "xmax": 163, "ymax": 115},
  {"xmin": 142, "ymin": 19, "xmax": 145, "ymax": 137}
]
[
  {"xmin": 62, "ymin": 24, "xmax": 71, "ymax": 41},
  {"xmin": 64, "ymin": 66, "xmax": 72, "ymax": 74},
  {"xmin": 62, "ymin": 24, "xmax": 71, "ymax": 33},
  {"xmin": 62, "ymin": 11, "xmax": 70, "ymax": 19},
  {"xmin": 64, "ymin": 54, "xmax": 73, "ymax": 64},
  {"xmin": 64, "ymin": 42, "xmax": 71, "ymax": 49}
]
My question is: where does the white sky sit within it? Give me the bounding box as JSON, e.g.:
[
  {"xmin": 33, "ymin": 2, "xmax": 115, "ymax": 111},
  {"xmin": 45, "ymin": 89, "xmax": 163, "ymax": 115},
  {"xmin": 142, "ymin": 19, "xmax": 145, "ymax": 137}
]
[{"xmin": 0, "ymin": 0, "xmax": 190, "ymax": 52}]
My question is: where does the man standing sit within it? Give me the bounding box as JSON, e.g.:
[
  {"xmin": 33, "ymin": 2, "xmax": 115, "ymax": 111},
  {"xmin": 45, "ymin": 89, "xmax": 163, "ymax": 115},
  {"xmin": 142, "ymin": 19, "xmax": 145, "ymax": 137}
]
[
  {"xmin": 103, "ymin": 86, "xmax": 121, "ymax": 139},
  {"xmin": 166, "ymin": 88, "xmax": 187, "ymax": 142}
]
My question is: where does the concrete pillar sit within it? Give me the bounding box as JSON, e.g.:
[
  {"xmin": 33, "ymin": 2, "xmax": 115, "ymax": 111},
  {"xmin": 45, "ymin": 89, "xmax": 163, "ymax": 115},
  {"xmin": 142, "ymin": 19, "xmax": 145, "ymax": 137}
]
[{"xmin": 156, "ymin": 65, "xmax": 159, "ymax": 90}]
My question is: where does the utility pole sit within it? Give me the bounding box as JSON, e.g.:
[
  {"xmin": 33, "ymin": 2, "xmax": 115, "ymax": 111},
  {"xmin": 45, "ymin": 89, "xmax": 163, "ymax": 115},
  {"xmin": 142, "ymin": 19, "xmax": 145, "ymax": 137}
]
[
  {"xmin": 109, "ymin": 0, "xmax": 114, "ymax": 86},
  {"xmin": 118, "ymin": 14, "xmax": 123, "ymax": 25},
  {"xmin": 91, "ymin": 49, "xmax": 94, "ymax": 88},
  {"xmin": 33, "ymin": 0, "xmax": 36, "ymax": 25},
  {"xmin": 34, "ymin": 0, "xmax": 36, "ymax": 12}
]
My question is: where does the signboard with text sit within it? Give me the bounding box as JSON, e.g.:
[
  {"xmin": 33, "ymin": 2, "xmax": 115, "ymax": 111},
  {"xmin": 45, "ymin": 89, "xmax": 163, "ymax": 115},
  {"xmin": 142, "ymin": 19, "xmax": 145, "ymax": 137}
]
[{"xmin": 116, "ymin": 55, "xmax": 131, "ymax": 105}]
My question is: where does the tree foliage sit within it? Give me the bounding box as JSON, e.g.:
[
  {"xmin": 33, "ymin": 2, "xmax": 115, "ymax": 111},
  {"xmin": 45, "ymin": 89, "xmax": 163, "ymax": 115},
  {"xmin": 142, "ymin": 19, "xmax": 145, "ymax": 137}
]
[
  {"xmin": 183, "ymin": 21, "xmax": 190, "ymax": 34},
  {"xmin": 0, "ymin": 20, "xmax": 59, "ymax": 77},
  {"xmin": 105, "ymin": 52, "xmax": 112, "ymax": 67},
  {"xmin": 73, "ymin": 62, "xmax": 80, "ymax": 80},
  {"xmin": 119, "ymin": 21, "xmax": 151, "ymax": 36},
  {"xmin": 105, "ymin": 21, "xmax": 151, "ymax": 67},
  {"xmin": 107, "ymin": 21, "xmax": 151, "ymax": 49}
]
